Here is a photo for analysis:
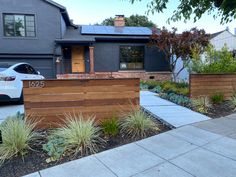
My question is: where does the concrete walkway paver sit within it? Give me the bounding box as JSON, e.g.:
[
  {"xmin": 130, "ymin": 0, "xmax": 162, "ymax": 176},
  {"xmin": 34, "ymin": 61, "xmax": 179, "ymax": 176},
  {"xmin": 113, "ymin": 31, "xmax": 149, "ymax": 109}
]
[
  {"xmin": 40, "ymin": 156, "xmax": 117, "ymax": 177},
  {"xmin": 203, "ymin": 137, "xmax": 236, "ymax": 161},
  {"xmin": 167, "ymin": 125, "xmax": 222, "ymax": 146},
  {"xmin": 193, "ymin": 117, "xmax": 236, "ymax": 136},
  {"xmin": 171, "ymin": 148, "xmax": 236, "ymax": 177},
  {"xmin": 95, "ymin": 143, "xmax": 164, "ymax": 177},
  {"xmin": 23, "ymin": 172, "xmax": 41, "ymax": 177},
  {"xmin": 24, "ymin": 116, "xmax": 236, "ymax": 177},
  {"xmin": 136, "ymin": 133, "xmax": 197, "ymax": 160},
  {"xmin": 141, "ymin": 91, "xmax": 210, "ymax": 128},
  {"xmin": 132, "ymin": 162, "xmax": 194, "ymax": 177}
]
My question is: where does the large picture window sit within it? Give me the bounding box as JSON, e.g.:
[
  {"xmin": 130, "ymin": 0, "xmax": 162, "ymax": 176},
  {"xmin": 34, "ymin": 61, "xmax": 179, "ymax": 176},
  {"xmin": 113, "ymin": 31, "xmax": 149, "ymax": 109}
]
[
  {"xmin": 120, "ymin": 46, "xmax": 144, "ymax": 70},
  {"xmin": 3, "ymin": 14, "xmax": 36, "ymax": 37}
]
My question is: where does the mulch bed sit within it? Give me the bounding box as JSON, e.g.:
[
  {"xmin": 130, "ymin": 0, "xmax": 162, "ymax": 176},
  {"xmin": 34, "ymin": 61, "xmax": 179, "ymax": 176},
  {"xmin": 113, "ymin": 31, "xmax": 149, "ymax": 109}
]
[
  {"xmin": 205, "ymin": 101, "xmax": 236, "ymax": 118},
  {"xmin": 0, "ymin": 119, "xmax": 171, "ymax": 177}
]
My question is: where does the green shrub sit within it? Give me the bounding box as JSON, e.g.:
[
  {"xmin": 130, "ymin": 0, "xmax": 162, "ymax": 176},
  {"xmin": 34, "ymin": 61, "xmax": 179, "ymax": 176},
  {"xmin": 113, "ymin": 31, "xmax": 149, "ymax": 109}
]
[
  {"xmin": 100, "ymin": 118, "xmax": 119, "ymax": 137},
  {"xmin": 161, "ymin": 81, "xmax": 176, "ymax": 92},
  {"xmin": 140, "ymin": 83, "xmax": 149, "ymax": 90},
  {"xmin": 175, "ymin": 82, "xmax": 189, "ymax": 88},
  {"xmin": 210, "ymin": 93, "xmax": 224, "ymax": 104},
  {"xmin": 140, "ymin": 80, "xmax": 189, "ymax": 96},
  {"xmin": 160, "ymin": 81, "xmax": 189, "ymax": 96},
  {"xmin": 120, "ymin": 109, "xmax": 159, "ymax": 140},
  {"xmin": 188, "ymin": 45, "xmax": 236, "ymax": 74},
  {"xmin": 152, "ymin": 85, "xmax": 162, "ymax": 93},
  {"xmin": 141, "ymin": 80, "xmax": 161, "ymax": 89},
  {"xmin": 192, "ymin": 96, "xmax": 211, "ymax": 113},
  {"xmin": 48, "ymin": 113, "xmax": 104, "ymax": 157},
  {"xmin": 160, "ymin": 93, "xmax": 192, "ymax": 107},
  {"xmin": 0, "ymin": 115, "xmax": 39, "ymax": 165},
  {"xmin": 177, "ymin": 87, "xmax": 189, "ymax": 96},
  {"xmin": 43, "ymin": 136, "xmax": 66, "ymax": 162}
]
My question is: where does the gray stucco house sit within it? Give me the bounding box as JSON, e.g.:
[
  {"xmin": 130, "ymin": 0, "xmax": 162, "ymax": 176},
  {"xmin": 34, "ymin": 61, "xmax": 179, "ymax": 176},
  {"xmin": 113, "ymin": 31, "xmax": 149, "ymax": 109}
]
[{"xmin": 0, "ymin": 0, "xmax": 171, "ymax": 80}]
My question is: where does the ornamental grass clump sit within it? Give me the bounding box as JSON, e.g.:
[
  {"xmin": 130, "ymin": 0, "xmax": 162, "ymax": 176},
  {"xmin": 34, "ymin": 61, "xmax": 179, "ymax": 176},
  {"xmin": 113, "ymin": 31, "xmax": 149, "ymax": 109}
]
[
  {"xmin": 49, "ymin": 113, "xmax": 104, "ymax": 157},
  {"xmin": 231, "ymin": 93, "xmax": 236, "ymax": 109},
  {"xmin": 192, "ymin": 96, "xmax": 211, "ymax": 113},
  {"xmin": 100, "ymin": 118, "xmax": 119, "ymax": 138},
  {"xmin": 120, "ymin": 109, "xmax": 159, "ymax": 140},
  {"xmin": 210, "ymin": 92, "xmax": 224, "ymax": 104},
  {"xmin": 0, "ymin": 115, "xmax": 39, "ymax": 165}
]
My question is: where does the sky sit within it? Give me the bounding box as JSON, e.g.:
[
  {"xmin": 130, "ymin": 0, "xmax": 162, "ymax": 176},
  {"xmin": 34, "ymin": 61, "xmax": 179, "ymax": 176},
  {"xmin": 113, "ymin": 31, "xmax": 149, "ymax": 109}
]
[{"xmin": 54, "ymin": 0, "xmax": 236, "ymax": 34}]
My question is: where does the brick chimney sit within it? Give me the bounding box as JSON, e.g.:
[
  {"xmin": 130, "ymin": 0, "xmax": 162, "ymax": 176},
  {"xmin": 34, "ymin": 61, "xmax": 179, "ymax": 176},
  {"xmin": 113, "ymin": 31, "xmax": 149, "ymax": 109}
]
[{"xmin": 114, "ymin": 15, "xmax": 125, "ymax": 27}]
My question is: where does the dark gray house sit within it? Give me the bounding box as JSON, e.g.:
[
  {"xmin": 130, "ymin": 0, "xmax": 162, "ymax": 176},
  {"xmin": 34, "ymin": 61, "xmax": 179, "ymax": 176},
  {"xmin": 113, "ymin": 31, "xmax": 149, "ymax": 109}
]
[{"xmin": 0, "ymin": 0, "xmax": 171, "ymax": 80}]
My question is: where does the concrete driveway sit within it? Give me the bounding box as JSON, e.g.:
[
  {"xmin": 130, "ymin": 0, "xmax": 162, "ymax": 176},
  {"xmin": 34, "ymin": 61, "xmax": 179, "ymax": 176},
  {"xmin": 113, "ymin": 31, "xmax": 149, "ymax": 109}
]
[{"xmin": 0, "ymin": 104, "xmax": 24, "ymax": 123}]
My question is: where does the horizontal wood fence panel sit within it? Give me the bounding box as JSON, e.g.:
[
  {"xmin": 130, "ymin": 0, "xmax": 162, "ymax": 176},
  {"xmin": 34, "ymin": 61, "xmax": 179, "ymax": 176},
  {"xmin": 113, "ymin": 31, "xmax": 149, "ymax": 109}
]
[
  {"xmin": 23, "ymin": 79, "xmax": 140, "ymax": 129},
  {"xmin": 190, "ymin": 74, "xmax": 236, "ymax": 100}
]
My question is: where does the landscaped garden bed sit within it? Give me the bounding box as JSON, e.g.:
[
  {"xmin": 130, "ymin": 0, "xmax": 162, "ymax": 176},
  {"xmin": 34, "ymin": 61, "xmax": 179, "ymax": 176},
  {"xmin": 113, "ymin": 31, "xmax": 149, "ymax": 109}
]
[
  {"xmin": 0, "ymin": 110, "xmax": 170, "ymax": 177},
  {"xmin": 140, "ymin": 44, "xmax": 236, "ymax": 119},
  {"xmin": 141, "ymin": 80, "xmax": 236, "ymax": 118}
]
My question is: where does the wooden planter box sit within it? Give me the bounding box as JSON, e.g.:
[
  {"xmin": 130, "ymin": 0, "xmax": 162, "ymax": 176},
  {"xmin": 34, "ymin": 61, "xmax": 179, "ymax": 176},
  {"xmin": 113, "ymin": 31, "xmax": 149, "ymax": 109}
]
[
  {"xmin": 23, "ymin": 78, "xmax": 140, "ymax": 129},
  {"xmin": 190, "ymin": 74, "xmax": 236, "ymax": 100}
]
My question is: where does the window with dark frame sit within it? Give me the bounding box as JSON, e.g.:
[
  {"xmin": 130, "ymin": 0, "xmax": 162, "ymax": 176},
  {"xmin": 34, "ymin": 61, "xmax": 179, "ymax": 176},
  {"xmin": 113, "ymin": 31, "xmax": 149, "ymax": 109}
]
[
  {"xmin": 3, "ymin": 14, "xmax": 36, "ymax": 37},
  {"xmin": 120, "ymin": 46, "xmax": 144, "ymax": 70}
]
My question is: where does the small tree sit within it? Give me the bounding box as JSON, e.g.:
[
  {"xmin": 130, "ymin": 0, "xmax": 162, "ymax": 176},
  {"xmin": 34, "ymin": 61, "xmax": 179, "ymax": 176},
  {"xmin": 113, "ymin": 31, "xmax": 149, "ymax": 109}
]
[{"xmin": 150, "ymin": 27, "xmax": 209, "ymax": 81}]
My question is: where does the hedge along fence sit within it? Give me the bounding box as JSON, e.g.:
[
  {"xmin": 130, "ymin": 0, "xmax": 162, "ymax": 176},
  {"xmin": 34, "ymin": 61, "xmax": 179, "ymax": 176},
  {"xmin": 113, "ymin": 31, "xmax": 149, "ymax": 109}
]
[
  {"xmin": 190, "ymin": 74, "xmax": 236, "ymax": 100},
  {"xmin": 23, "ymin": 78, "xmax": 140, "ymax": 129}
]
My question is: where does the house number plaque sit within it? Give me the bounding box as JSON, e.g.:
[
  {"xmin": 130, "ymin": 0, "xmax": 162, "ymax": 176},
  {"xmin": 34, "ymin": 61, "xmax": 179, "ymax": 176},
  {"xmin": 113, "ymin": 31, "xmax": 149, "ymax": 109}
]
[{"xmin": 29, "ymin": 81, "xmax": 45, "ymax": 88}]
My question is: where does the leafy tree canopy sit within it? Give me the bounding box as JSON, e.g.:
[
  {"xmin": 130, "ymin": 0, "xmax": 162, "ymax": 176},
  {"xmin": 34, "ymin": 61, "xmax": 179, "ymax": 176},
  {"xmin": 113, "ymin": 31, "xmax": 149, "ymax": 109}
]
[
  {"xmin": 99, "ymin": 14, "xmax": 156, "ymax": 27},
  {"xmin": 130, "ymin": 0, "xmax": 236, "ymax": 24},
  {"xmin": 150, "ymin": 27, "xmax": 210, "ymax": 80}
]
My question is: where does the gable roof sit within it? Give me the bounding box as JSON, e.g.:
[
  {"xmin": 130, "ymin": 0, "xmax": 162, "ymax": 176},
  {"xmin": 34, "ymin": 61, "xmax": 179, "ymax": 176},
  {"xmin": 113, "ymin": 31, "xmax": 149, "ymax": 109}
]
[
  {"xmin": 210, "ymin": 30, "xmax": 225, "ymax": 39},
  {"xmin": 44, "ymin": 0, "xmax": 66, "ymax": 10},
  {"xmin": 43, "ymin": 0, "xmax": 77, "ymax": 28},
  {"xmin": 210, "ymin": 29, "xmax": 236, "ymax": 39}
]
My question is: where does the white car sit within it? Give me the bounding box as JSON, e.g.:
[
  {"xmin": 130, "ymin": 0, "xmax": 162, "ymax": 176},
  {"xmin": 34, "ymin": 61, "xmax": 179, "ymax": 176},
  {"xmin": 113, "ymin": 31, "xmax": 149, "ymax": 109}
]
[{"xmin": 0, "ymin": 63, "xmax": 44, "ymax": 103}]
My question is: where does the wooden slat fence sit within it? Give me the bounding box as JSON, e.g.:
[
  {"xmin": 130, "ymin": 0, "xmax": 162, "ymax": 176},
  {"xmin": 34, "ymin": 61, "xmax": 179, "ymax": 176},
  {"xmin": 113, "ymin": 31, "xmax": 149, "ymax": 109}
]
[
  {"xmin": 190, "ymin": 74, "xmax": 236, "ymax": 100},
  {"xmin": 23, "ymin": 78, "xmax": 140, "ymax": 129}
]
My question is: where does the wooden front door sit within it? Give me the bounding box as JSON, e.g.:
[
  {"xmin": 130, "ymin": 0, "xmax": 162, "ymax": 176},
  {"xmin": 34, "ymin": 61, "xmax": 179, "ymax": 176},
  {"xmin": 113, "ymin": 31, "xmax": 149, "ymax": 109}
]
[{"xmin": 72, "ymin": 46, "xmax": 85, "ymax": 73}]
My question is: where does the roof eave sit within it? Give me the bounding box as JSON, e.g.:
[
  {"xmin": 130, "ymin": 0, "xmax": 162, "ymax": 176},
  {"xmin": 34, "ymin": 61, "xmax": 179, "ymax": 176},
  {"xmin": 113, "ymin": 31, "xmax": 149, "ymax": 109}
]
[
  {"xmin": 55, "ymin": 40, "xmax": 95, "ymax": 44},
  {"xmin": 44, "ymin": 0, "xmax": 78, "ymax": 28}
]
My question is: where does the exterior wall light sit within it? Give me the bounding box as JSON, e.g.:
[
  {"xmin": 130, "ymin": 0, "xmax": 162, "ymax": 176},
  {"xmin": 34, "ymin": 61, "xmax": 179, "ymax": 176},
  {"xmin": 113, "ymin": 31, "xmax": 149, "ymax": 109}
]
[{"xmin": 56, "ymin": 57, "xmax": 62, "ymax": 63}]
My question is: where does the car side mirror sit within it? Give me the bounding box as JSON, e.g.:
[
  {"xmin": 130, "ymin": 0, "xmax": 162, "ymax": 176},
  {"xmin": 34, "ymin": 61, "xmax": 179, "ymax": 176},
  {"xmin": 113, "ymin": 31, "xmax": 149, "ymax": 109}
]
[{"xmin": 37, "ymin": 71, "xmax": 41, "ymax": 75}]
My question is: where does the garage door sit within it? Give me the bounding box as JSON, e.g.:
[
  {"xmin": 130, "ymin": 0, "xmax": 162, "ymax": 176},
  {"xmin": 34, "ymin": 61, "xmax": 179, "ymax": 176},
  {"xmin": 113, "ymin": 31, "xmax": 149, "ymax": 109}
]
[{"xmin": 0, "ymin": 58, "xmax": 54, "ymax": 79}]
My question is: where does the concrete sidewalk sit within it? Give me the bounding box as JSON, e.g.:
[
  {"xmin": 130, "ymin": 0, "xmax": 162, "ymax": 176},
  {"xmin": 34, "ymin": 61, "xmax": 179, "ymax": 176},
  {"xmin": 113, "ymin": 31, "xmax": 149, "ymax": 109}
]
[
  {"xmin": 25, "ymin": 116, "xmax": 236, "ymax": 177},
  {"xmin": 140, "ymin": 91, "xmax": 210, "ymax": 128}
]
